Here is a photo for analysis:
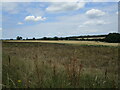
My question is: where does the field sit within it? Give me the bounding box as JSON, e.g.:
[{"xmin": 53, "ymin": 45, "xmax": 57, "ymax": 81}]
[
  {"xmin": 4, "ymin": 40, "xmax": 118, "ymax": 47},
  {"xmin": 77, "ymin": 37, "xmax": 105, "ymax": 40},
  {"xmin": 2, "ymin": 41, "xmax": 119, "ymax": 88}
]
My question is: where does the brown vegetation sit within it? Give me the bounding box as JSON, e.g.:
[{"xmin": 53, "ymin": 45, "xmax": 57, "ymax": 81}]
[{"xmin": 2, "ymin": 42, "xmax": 119, "ymax": 88}]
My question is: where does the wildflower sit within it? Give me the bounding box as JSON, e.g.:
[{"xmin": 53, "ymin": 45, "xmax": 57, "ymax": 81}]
[
  {"xmin": 17, "ymin": 80, "xmax": 21, "ymax": 83},
  {"xmin": 95, "ymin": 76, "xmax": 98, "ymax": 81},
  {"xmin": 103, "ymin": 81, "xmax": 106, "ymax": 84}
]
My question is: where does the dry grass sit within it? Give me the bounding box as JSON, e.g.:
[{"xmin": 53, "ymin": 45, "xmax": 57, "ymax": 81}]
[
  {"xmin": 4, "ymin": 40, "xmax": 119, "ymax": 47},
  {"xmin": 77, "ymin": 37, "xmax": 105, "ymax": 39},
  {"xmin": 2, "ymin": 42, "xmax": 119, "ymax": 88}
]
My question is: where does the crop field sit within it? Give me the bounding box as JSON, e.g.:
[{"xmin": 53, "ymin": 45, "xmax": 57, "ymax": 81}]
[
  {"xmin": 2, "ymin": 41, "xmax": 119, "ymax": 88},
  {"xmin": 77, "ymin": 37, "xmax": 105, "ymax": 40},
  {"xmin": 4, "ymin": 40, "xmax": 118, "ymax": 47}
]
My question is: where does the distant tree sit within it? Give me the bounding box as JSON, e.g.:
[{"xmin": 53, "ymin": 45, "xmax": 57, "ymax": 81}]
[
  {"xmin": 43, "ymin": 37, "xmax": 47, "ymax": 40},
  {"xmin": 59, "ymin": 37, "xmax": 64, "ymax": 40},
  {"xmin": 54, "ymin": 36, "xmax": 59, "ymax": 40},
  {"xmin": 33, "ymin": 37, "xmax": 35, "ymax": 40},
  {"xmin": 82, "ymin": 38, "xmax": 84, "ymax": 40},
  {"xmin": 26, "ymin": 38, "xmax": 28, "ymax": 40},
  {"xmin": 105, "ymin": 33, "xmax": 120, "ymax": 43},
  {"xmin": 16, "ymin": 36, "xmax": 22, "ymax": 40},
  {"xmin": 65, "ymin": 37, "xmax": 69, "ymax": 40}
]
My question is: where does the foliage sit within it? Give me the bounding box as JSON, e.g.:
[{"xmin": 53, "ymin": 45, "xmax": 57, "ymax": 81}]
[
  {"xmin": 105, "ymin": 33, "xmax": 120, "ymax": 43},
  {"xmin": 14, "ymin": 33, "xmax": 120, "ymax": 43},
  {"xmin": 33, "ymin": 37, "xmax": 36, "ymax": 40},
  {"xmin": 16, "ymin": 36, "xmax": 22, "ymax": 40}
]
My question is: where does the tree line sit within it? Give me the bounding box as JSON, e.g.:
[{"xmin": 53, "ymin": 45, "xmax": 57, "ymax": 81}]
[{"xmin": 15, "ymin": 33, "xmax": 120, "ymax": 43}]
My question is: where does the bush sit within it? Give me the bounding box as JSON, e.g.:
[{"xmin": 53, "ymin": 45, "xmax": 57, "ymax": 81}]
[
  {"xmin": 16, "ymin": 36, "xmax": 22, "ymax": 40},
  {"xmin": 105, "ymin": 33, "xmax": 120, "ymax": 43},
  {"xmin": 33, "ymin": 37, "xmax": 36, "ymax": 40}
]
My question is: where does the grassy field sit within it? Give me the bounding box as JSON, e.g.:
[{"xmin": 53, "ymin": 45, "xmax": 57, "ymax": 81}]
[
  {"xmin": 4, "ymin": 40, "xmax": 119, "ymax": 47},
  {"xmin": 2, "ymin": 41, "xmax": 119, "ymax": 88}
]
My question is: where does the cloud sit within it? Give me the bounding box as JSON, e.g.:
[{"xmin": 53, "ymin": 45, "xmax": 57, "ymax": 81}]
[
  {"xmin": 83, "ymin": 20, "xmax": 109, "ymax": 25},
  {"xmin": 26, "ymin": 8, "xmax": 44, "ymax": 16},
  {"xmin": 86, "ymin": 9, "xmax": 105, "ymax": 18},
  {"xmin": 3, "ymin": 12, "xmax": 117, "ymax": 39},
  {"xmin": 2, "ymin": 3, "xmax": 20, "ymax": 14},
  {"xmin": 0, "ymin": 28, "xmax": 2, "ymax": 31},
  {"xmin": 2, "ymin": 2, "xmax": 118, "ymax": 39},
  {"xmin": 46, "ymin": 2, "xmax": 85, "ymax": 12},
  {"xmin": 116, "ymin": 11, "xmax": 118, "ymax": 15},
  {"xmin": 2, "ymin": 0, "xmax": 34, "ymax": 2},
  {"xmin": 78, "ymin": 20, "xmax": 110, "ymax": 28},
  {"xmin": 17, "ymin": 22, "xmax": 23, "ymax": 25},
  {"xmin": 2, "ymin": 0, "xmax": 119, "ymax": 2},
  {"xmin": 2, "ymin": 2, "xmax": 35, "ymax": 15},
  {"xmin": 24, "ymin": 16, "xmax": 46, "ymax": 22}
]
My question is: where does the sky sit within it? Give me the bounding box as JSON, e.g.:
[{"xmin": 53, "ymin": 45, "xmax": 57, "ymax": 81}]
[{"xmin": 1, "ymin": 2, "xmax": 118, "ymax": 39}]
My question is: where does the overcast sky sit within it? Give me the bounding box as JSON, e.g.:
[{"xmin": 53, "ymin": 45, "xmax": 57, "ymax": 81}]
[{"xmin": 1, "ymin": 2, "xmax": 118, "ymax": 39}]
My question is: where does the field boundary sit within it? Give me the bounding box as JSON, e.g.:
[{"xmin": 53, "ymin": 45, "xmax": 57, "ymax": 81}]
[{"xmin": 2, "ymin": 40, "xmax": 119, "ymax": 47}]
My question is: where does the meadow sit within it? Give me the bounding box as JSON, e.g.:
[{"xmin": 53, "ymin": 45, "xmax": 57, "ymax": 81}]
[
  {"xmin": 2, "ymin": 41, "xmax": 119, "ymax": 88},
  {"xmin": 4, "ymin": 40, "xmax": 118, "ymax": 47}
]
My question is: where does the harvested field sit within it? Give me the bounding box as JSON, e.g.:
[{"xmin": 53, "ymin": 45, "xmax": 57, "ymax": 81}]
[{"xmin": 3, "ymin": 40, "xmax": 119, "ymax": 47}]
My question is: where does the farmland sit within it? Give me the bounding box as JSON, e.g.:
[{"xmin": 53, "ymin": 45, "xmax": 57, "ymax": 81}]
[
  {"xmin": 2, "ymin": 41, "xmax": 119, "ymax": 88},
  {"xmin": 4, "ymin": 40, "xmax": 118, "ymax": 47}
]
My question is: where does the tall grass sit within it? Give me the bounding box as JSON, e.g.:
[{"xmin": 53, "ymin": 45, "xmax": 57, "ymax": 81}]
[{"xmin": 2, "ymin": 42, "xmax": 118, "ymax": 88}]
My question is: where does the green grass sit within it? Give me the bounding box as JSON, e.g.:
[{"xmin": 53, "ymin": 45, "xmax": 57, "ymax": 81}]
[{"xmin": 2, "ymin": 42, "xmax": 119, "ymax": 88}]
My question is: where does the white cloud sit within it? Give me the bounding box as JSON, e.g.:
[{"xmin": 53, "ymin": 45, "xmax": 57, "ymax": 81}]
[
  {"xmin": 83, "ymin": 20, "xmax": 109, "ymax": 25},
  {"xmin": 91, "ymin": 0, "xmax": 119, "ymax": 2},
  {"xmin": 2, "ymin": 3, "xmax": 20, "ymax": 14},
  {"xmin": 2, "ymin": 2, "xmax": 118, "ymax": 39},
  {"xmin": 2, "ymin": 2, "xmax": 34, "ymax": 14},
  {"xmin": 17, "ymin": 22, "xmax": 23, "ymax": 25},
  {"xmin": 116, "ymin": 11, "xmax": 118, "ymax": 15},
  {"xmin": 24, "ymin": 16, "xmax": 46, "ymax": 22},
  {"xmin": 2, "ymin": 0, "xmax": 119, "ymax": 2},
  {"xmin": 78, "ymin": 20, "xmax": 110, "ymax": 29},
  {"xmin": 46, "ymin": 2, "xmax": 85, "ymax": 12},
  {"xmin": 0, "ymin": 28, "xmax": 2, "ymax": 31},
  {"xmin": 86, "ymin": 9, "xmax": 105, "ymax": 18},
  {"xmin": 26, "ymin": 8, "xmax": 44, "ymax": 16},
  {"xmin": 3, "ymin": 12, "xmax": 117, "ymax": 39}
]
